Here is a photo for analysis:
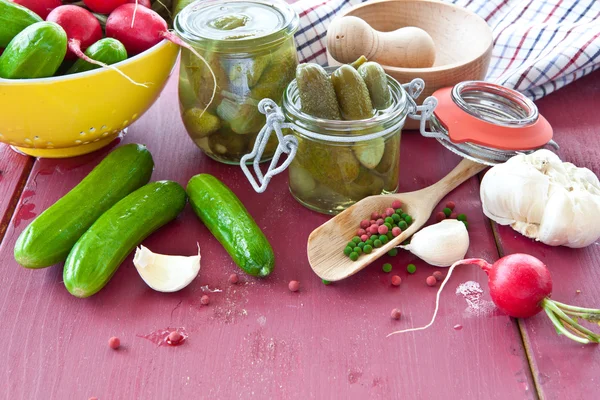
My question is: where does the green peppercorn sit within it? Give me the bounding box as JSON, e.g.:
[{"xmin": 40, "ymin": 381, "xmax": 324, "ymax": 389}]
[
  {"xmin": 463, "ymin": 221, "xmax": 469, "ymax": 229},
  {"xmin": 349, "ymin": 252, "xmax": 359, "ymax": 261},
  {"xmin": 322, "ymin": 279, "xmax": 332, "ymax": 285},
  {"xmin": 374, "ymin": 239, "xmax": 382, "ymax": 248},
  {"xmin": 380, "ymin": 235, "xmax": 389, "ymax": 244},
  {"xmin": 355, "ymin": 247, "xmax": 363, "ymax": 255},
  {"xmin": 443, "ymin": 207, "xmax": 452, "ymax": 217},
  {"xmin": 386, "ymin": 232, "xmax": 393, "ymax": 240},
  {"xmin": 357, "ymin": 242, "xmax": 365, "ymax": 249},
  {"xmin": 382, "ymin": 263, "xmax": 392, "ymax": 273},
  {"xmin": 347, "ymin": 241, "xmax": 356, "ymax": 249},
  {"xmin": 385, "ymin": 217, "xmax": 394, "ymax": 224},
  {"xmin": 400, "ymin": 213, "xmax": 407, "ymax": 219},
  {"xmin": 402, "ymin": 239, "xmax": 410, "ymax": 246},
  {"xmin": 392, "ymin": 214, "xmax": 401, "ymax": 223},
  {"xmin": 399, "ymin": 221, "xmax": 408, "ymax": 230},
  {"xmin": 384, "ymin": 222, "xmax": 392, "ymax": 230},
  {"xmin": 363, "ymin": 245, "xmax": 373, "ymax": 254},
  {"xmin": 388, "ymin": 248, "xmax": 398, "ymax": 257},
  {"xmin": 407, "ymin": 263, "xmax": 416, "ymax": 274},
  {"xmin": 395, "ymin": 208, "xmax": 403, "ymax": 214},
  {"xmin": 352, "ymin": 236, "xmax": 361, "ymax": 244},
  {"xmin": 344, "ymin": 246, "xmax": 353, "ymax": 256},
  {"xmin": 457, "ymin": 213, "xmax": 467, "ymax": 222},
  {"xmin": 366, "ymin": 239, "xmax": 374, "ymax": 247},
  {"xmin": 404, "ymin": 215, "xmax": 413, "ymax": 224}
]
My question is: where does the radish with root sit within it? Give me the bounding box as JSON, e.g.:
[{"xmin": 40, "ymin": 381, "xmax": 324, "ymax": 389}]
[
  {"xmin": 12, "ymin": 0, "xmax": 61, "ymax": 19},
  {"xmin": 47, "ymin": 5, "xmax": 145, "ymax": 87},
  {"xmin": 127, "ymin": 0, "xmax": 152, "ymax": 8},
  {"xmin": 106, "ymin": 3, "xmax": 216, "ymax": 114},
  {"xmin": 83, "ymin": 0, "xmax": 129, "ymax": 14},
  {"xmin": 389, "ymin": 254, "xmax": 600, "ymax": 344}
]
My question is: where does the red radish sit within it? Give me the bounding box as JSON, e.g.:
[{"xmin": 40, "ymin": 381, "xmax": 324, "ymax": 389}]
[
  {"xmin": 128, "ymin": 0, "xmax": 152, "ymax": 7},
  {"xmin": 83, "ymin": 0, "xmax": 129, "ymax": 14},
  {"xmin": 12, "ymin": 0, "xmax": 61, "ymax": 19},
  {"xmin": 106, "ymin": 4, "xmax": 216, "ymax": 113},
  {"xmin": 389, "ymin": 254, "xmax": 600, "ymax": 344},
  {"xmin": 47, "ymin": 5, "xmax": 145, "ymax": 86},
  {"xmin": 47, "ymin": 5, "xmax": 102, "ymax": 60}
]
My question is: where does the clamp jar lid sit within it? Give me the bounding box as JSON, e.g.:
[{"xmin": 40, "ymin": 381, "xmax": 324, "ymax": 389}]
[
  {"xmin": 416, "ymin": 81, "xmax": 559, "ymax": 165},
  {"xmin": 174, "ymin": 0, "xmax": 299, "ymax": 50}
]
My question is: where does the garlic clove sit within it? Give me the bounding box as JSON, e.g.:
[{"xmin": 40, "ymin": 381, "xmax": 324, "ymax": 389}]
[
  {"xmin": 133, "ymin": 245, "xmax": 201, "ymax": 292},
  {"xmin": 400, "ymin": 219, "xmax": 469, "ymax": 267}
]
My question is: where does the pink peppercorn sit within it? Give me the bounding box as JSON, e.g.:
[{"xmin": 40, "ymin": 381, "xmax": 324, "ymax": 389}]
[
  {"xmin": 385, "ymin": 208, "xmax": 395, "ymax": 216},
  {"xmin": 200, "ymin": 295, "xmax": 210, "ymax": 305},
  {"xmin": 360, "ymin": 234, "xmax": 369, "ymax": 242},
  {"xmin": 360, "ymin": 219, "xmax": 370, "ymax": 229},
  {"xmin": 89, "ymin": 397, "xmax": 98, "ymax": 400},
  {"xmin": 370, "ymin": 219, "xmax": 377, "ymax": 225},
  {"xmin": 371, "ymin": 212, "xmax": 380, "ymax": 220},
  {"xmin": 435, "ymin": 211, "xmax": 446, "ymax": 222},
  {"xmin": 229, "ymin": 273, "xmax": 239, "ymax": 284},
  {"xmin": 432, "ymin": 271, "xmax": 444, "ymax": 281},
  {"xmin": 108, "ymin": 336, "xmax": 120, "ymax": 350},
  {"xmin": 426, "ymin": 276, "xmax": 437, "ymax": 287},
  {"xmin": 168, "ymin": 331, "xmax": 183, "ymax": 344},
  {"xmin": 288, "ymin": 280, "xmax": 300, "ymax": 292},
  {"xmin": 450, "ymin": 212, "xmax": 457, "ymax": 219},
  {"xmin": 391, "ymin": 309, "xmax": 402, "ymax": 320},
  {"xmin": 392, "ymin": 227, "xmax": 401, "ymax": 237},
  {"xmin": 391, "ymin": 275, "xmax": 402, "ymax": 286},
  {"xmin": 376, "ymin": 218, "xmax": 384, "ymax": 225},
  {"xmin": 357, "ymin": 228, "xmax": 366, "ymax": 236},
  {"xmin": 391, "ymin": 200, "xmax": 402, "ymax": 209},
  {"xmin": 378, "ymin": 225, "xmax": 388, "ymax": 235},
  {"xmin": 446, "ymin": 201, "xmax": 456, "ymax": 210},
  {"xmin": 369, "ymin": 225, "xmax": 379, "ymax": 234}
]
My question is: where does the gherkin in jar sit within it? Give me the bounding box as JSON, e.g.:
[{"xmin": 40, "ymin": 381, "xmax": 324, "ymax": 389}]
[{"xmin": 175, "ymin": 0, "xmax": 299, "ymax": 164}]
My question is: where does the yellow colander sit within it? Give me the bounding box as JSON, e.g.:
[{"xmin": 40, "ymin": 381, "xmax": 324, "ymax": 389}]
[{"xmin": 0, "ymin": 40, "xmax": 179, "ymax": 158}]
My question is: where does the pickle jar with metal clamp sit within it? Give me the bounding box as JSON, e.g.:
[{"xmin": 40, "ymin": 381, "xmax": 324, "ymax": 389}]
[{"xmin": 174, "ymin": 0, "xmax": 300, "ymax": 164}]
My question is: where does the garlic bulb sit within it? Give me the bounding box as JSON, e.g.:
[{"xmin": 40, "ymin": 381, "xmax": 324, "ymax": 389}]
[
  {"xmin": 400, "ymin": 219, "xmax": 469, "ymax": 267},
  {"xmin": 133, "ymin": 245, "xmax": 201, "ymax": 292},
  {"xmin": 480, "ymin": 149, "xmax": 600, "ymax": 248}
]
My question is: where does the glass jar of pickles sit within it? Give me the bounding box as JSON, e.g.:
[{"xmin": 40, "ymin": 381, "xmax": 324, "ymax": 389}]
[
  {"xmin": 241, "ymin": 64, "xmax": 424, "ymax": 215},
  {"xmin": 174, "ymin": 0, "xmax": 299, "ymax": 164}
]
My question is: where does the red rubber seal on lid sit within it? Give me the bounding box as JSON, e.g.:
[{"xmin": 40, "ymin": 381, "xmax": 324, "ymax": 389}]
[{"xmin": 432, "ymin": 87, "xmax": 553, "ymax": 151}]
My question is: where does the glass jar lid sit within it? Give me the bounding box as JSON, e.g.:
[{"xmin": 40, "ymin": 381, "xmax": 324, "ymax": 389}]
[{"xmin": 174, "ymin": 0, "xmax": 299, "ymax": 51}]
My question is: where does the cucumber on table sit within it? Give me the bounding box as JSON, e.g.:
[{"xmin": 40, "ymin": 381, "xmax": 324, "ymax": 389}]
[
  {"xmin": 14, "ymin": 144, "xmax": 154, "ymax": 269},
  {"xmin": 0, "ymin": 21, "xmax": 67, "ymax": 79},
  {"xmin": 0, "ymin": 0, "xmax": 43, "ymax": 48},
  {"xmin": 187, "ymin": 174, "xmax": 275, "ymax": 277},
  {"xmin": 63, "ymin": 181, "xmax": 187, "ymax": 298}
]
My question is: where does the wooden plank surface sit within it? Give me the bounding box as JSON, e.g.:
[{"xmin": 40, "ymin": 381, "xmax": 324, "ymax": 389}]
[
  {"xmin": 0, "ymin": 73, "xmax": 535, "ymax": 399},
  {"xmin": 0, "ymin": 146, "xmax": 33, "ymax": 243},
  {"xmin": 494, "ymin": 71, "xmax": 600, "ymax": 400}
]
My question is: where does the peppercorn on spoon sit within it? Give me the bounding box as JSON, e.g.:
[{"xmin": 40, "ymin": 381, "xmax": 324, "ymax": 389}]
[{"xmin": 307, "ymin": 158, "xmax": 486, "ymax": 281}]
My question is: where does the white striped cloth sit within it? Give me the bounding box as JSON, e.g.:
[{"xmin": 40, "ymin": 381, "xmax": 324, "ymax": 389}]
[{"xmin": 292, "ymin": 0, "xmax": 600, "ymax": 100}]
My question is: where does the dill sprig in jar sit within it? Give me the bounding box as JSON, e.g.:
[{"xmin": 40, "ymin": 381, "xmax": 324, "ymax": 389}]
[{"xmin": 174, "ymin": 0, "xmax": 299, "ymax": 164}]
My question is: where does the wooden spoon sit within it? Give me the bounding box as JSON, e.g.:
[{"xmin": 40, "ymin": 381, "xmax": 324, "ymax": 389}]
[{"xmin": 307, "ymin": 159, "xmax": 485, "ymax": 281}]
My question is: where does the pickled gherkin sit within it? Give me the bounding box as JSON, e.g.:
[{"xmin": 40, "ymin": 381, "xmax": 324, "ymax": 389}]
[
  {"xmin": 182, "ymin": 108, "xmax": 221, "ymax": 138},
  {"xmin": 331, "ymin": 65, "xmax": 374, "ymax": 120},
  {"xmin": 358, "ymin": 62, "xmax": 392, "ymax": 109},
  {"xmin": 229, "ymin": 53, "xmax": 271, "ymax": 88},
  {"xmin": 217, "ymin": 98, "xmax": 265, "ymax": 135},
  {"xmin": 353, "ymin": 138, "xmax": 385, "ymax": 169},
  {"xmin": 350, "ymin": 55, "xmax": 368, "ymax": 69},
  {"xmin": 296, "ymin": 63, "xmax": 341, "ymax": 120},
  {"xmin": 211, "ymin": 14, "xmax": 250, "ymax": 30},
  {"xmin": 295, "ymin": 137, "xmax": 360, "ymax": 184}
]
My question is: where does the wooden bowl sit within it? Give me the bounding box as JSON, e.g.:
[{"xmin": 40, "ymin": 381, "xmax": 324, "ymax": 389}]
[{"xmin": 326, "ymin": 0, "xmax": 493, "ymax": 129}]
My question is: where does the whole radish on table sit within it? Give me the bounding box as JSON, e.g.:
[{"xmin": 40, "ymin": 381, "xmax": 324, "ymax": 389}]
[{"xmin": 390, "ymin": 254, "xmax": 600, "ymax": 345}]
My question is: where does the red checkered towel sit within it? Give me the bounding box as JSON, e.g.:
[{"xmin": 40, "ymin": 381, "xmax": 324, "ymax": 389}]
[{"xmin": 292, "ymin": 0, "xmax": 600, "ymax": 100}]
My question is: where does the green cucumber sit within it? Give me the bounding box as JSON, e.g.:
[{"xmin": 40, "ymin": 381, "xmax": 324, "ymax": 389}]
[
  {"xmin": 63, "ymin": 181, "xmax": 187, "ymax": 298},
  {"xmin": 187, "ymin": 174, "xmax": 275, "ymax": 277},
  {"xmin": 66, "ymin": 38, "xmax": 128, "ymax": 75},
  {"xmin": 0, "ymin": 0, "xmax": 43, "ymax": 48},
  {"xmin": 0, "ymin": 21, "xmax": 67, "ymax": 79},
  {"xmin": 14, "ymin": 144, "xmax": 154, "ymax": 269}
]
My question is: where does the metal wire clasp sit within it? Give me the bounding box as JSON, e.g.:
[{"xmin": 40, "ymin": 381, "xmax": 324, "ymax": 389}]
[{"xmin": 240, "ymin": 99, "xmax": 298, "ymax": 193}]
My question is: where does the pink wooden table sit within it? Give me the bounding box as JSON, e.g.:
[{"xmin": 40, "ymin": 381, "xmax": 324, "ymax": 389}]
[{"xmin": 0, "ymin": 65, "xmax": 598, "ymax": 399}]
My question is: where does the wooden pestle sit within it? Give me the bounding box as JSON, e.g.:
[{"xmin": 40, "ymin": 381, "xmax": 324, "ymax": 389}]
[{"xmin": 327, "ymin": 16, "xmax": 436, "ymax": 68}]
